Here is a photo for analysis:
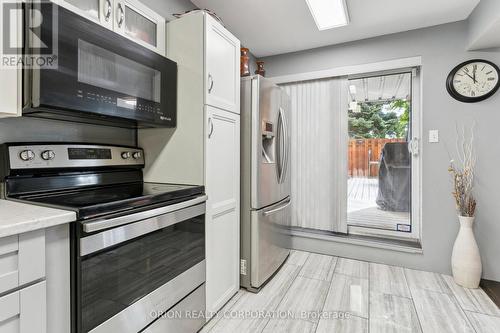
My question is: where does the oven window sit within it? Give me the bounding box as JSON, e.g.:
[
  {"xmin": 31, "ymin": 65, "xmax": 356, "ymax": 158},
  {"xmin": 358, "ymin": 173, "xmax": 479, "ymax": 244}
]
[
  {"xmin": 77, "ymin": 39, "xmax": 161, "ymax": 103},
  {"xmin": 80, "ymin": 215, "xmax": 204, "ymax": 332}
]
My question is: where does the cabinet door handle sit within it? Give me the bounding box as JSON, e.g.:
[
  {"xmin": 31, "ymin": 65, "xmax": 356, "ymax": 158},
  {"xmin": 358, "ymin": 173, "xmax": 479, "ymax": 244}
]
[
  {"xmin": 208, "ymin": 74, "xmax": 214, "ymax": 94},
  {"xmin": 208, "ymin": 117, "xmax": 214, "ymax": 138},
  {"xmin": 117, "ymin": 3, "xmax": 124, "ymax": 28},
  {"xmin": 104, "ymin": 0, "xmax": 112, "ymax": 22}
]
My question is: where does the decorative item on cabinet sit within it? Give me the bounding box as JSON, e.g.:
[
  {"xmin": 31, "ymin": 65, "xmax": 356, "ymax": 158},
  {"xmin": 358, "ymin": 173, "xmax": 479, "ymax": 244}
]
[
  {"xmin": 241, "ymin": 47, "xmax": 250, "ymax": 77},
  {"xmin": 173, "ymin": 9, "xmax": 225, "ymax": 26},
  {"xmin": 255, "ymin": 61, "xmax": 266, "ymax": 76}
]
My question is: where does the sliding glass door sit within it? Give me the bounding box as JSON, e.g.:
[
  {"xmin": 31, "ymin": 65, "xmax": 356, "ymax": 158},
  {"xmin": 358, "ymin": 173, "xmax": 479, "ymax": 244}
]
[
  {"xmin": 279, "ymin": 67, "xmax": 420, "ymax": 242},
  {"xmin": 344, "ymin": 70, "xmax": 420, "ymax": 240}
]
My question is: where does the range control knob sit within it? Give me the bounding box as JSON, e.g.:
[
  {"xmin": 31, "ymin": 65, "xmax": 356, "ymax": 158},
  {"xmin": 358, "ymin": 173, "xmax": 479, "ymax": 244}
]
[
  {"xmin": 41, "ymin": 150, "xmax": 56, "ymax": 161},
  {"xmin": 121, "ymin": 152, "xmax": 131, "ymax": 159},
  {"xmin": 132, "ymin": 152, "xmax": 142, "ymax": 159},
  {"xmin": 19, "ymin": 150, "xmax": 35, "ymax": 161}
]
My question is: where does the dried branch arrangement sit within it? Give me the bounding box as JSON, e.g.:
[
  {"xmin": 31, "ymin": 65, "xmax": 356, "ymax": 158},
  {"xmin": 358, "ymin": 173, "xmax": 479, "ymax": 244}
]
[{"xmin": 449, "ymin": 124, "xmax": 477, "ymax": 217}]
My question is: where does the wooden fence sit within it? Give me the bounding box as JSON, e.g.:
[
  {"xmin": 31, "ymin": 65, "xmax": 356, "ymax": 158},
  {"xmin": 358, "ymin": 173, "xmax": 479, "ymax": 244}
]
[{"xmin": 348, "ymin": 138, "xmax": 405, "ymax": 178}]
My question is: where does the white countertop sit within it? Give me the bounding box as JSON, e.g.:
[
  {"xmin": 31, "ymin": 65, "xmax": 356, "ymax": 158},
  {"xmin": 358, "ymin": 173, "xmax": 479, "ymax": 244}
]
[{"xmin": 0, "ymin": 200, "xmax": 76, "ymax": 238}]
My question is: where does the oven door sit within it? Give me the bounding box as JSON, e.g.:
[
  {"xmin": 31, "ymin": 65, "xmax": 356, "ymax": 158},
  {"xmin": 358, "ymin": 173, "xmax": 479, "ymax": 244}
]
[
  {"xmin": 24, "ymin": 3, "xmax": 177, "ymax": 128},
  {"xmin": 73, "ymin": 197, "xmax": 206, "ymax": 333}
]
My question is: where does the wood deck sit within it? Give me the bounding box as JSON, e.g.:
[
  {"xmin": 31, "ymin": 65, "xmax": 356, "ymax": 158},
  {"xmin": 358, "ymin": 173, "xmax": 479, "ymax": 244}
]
[{"xmin": 347, "ymin": 177, "xmax": 410, "ymax": 231}]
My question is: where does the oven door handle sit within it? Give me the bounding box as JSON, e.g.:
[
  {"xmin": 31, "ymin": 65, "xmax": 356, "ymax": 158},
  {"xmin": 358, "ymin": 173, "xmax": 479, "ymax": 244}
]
[
  {"xmin": 82, "ymin": 195, "xmax": 208, "ymax": 233},
  {"xmin": 80, "ymin": 198, "xmax": 207, "ymax": 256}
]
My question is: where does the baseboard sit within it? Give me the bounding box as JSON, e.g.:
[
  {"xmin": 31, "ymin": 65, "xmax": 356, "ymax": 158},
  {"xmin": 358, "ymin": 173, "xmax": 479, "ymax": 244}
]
[{"xmin": 480, "ymin": 279, "xmax": 500, "ymax": 308}]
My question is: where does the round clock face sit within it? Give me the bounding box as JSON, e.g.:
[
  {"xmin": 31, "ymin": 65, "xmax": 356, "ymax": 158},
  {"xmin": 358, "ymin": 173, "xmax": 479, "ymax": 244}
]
[{"xmin": 447, "ymin": 60, "xmax": 500, "ymax": 102}]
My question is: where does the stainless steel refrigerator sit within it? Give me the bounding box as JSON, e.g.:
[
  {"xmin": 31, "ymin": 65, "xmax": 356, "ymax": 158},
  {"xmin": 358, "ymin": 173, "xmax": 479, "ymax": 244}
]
[{"xmin": 240, "ymin": 75, "xmax": 291, "ymax": 292}]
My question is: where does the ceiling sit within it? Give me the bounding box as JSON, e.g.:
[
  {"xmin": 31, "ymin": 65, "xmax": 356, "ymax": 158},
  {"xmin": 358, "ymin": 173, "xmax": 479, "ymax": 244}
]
[{"xmin": 190, "ymin": 0, "xmax": 480, "ymax": 57}]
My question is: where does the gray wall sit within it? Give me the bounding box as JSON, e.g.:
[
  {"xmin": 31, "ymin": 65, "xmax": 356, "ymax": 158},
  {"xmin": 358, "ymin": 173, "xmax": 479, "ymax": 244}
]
[
  {"xmin": 261, "ymin": 21, "xmax": 500, "ymax": 281},
  {"xmin": 0, "ymin": 117, "xmax": 135, "ymax": 146}
]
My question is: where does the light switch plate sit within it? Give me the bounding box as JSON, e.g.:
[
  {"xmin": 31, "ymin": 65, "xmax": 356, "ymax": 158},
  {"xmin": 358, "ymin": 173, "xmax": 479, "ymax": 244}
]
[{"xmin": 429, "ymin": 130, "xmax": 439, "ymax": 143}]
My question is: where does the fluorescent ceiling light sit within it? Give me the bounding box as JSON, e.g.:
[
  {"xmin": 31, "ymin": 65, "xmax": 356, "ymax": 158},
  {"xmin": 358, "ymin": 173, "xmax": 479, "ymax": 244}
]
[{"xmin": 305, "ymin": 0, "xmax": 350, "ymax": 31}]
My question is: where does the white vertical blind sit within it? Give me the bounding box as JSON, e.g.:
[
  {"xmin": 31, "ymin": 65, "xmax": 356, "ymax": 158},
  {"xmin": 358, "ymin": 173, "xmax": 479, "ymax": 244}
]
[{"xmin": 282, "ymin": 77, "xmax": 347, "ymax": 232}]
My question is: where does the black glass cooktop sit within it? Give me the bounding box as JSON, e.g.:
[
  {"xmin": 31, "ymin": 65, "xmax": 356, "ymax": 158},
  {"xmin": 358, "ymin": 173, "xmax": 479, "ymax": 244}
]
[{"xmin": 15, "ymin": 182, "xmax": 204, "ymax": 220}]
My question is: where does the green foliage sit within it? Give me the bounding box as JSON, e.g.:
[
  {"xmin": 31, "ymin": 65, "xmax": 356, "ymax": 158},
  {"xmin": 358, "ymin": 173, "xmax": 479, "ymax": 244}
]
[{"xmin": 348, "ymin": 99, "xmax": 409, "ymax": 139}]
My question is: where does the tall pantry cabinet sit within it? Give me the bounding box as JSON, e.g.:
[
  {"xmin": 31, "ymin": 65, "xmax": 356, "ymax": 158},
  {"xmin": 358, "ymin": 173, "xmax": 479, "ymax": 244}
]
[{"xmin": 138, "ymin": 12, "xmax": 241, "ymax": 314}]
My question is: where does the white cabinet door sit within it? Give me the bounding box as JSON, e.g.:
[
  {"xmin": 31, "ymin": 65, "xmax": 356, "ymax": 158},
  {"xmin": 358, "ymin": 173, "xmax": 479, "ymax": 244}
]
[
  {"xmin": 53, "ymin": 0, "xmax": 114, "ymax": 29},
  {"xmin": 0, "ymin": 281, "xmax": 46, "ymax": 333},
  {"xmin": 0, "ymin": 0, "xmax": 22, "ymax": 118},
  {"xmin": 0, "ymin": 230, "xmax": 46, "ymax": 295},
  {"xmin": 205, "ymin": 15, "xmax": 240, "ymax": 114},
  {"xmin": 114, "ymin": 0, "xmax": 166, "ymax": 55},
  {"xmin": 205, "ymin": 106, "xmax": 240, "ymax": 313}
]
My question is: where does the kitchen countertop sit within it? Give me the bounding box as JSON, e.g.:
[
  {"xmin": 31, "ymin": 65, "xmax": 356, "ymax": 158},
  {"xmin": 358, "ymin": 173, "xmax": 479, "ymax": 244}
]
[{"xmin": 0, "ymin": 199, "xmax": 76, "ymax": 238}]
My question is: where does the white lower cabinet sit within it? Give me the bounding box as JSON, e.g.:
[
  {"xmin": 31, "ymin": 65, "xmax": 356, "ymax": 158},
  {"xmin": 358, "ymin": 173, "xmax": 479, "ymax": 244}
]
[
  {"xmin": 0, "ymin": 230, "xmax": 46, "ymax": 294},
  {"xmin": 205, "ymin": 106, "xmax": 240, "ymax": 314},
  {"xmin": 0, "ymin": 281, "xmax": 47, "ymax": 333},
  {"xmin": 0, "ymin": 227, "xmax": 67, "ymax": 333}
]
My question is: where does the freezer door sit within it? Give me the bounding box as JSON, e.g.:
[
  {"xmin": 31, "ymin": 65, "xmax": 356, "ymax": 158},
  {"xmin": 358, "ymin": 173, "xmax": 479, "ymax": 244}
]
[
  {"xmin": 250, "ymin": 197, "xmax": 291, "ymax": 289},
  {"xmin": 251, "ymin": 76, "xmax": 291, "ymax": 209}
]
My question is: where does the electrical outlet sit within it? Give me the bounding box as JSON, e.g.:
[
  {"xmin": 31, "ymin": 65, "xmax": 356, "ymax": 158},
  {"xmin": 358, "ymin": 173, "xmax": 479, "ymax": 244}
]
[{"xmin": 429, "ymin": 130, "xmax": 439, "ymax": 143}]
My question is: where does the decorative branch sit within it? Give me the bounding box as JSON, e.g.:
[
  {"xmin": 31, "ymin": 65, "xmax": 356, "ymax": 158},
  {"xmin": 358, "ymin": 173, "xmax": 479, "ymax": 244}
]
[{"xmin": 449, "ymin": 123, "xmax": 477, "ymax": 217}]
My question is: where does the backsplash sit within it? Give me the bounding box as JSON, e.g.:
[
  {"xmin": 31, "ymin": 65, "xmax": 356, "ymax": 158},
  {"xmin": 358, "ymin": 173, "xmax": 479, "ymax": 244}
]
[{"xmin": 0, "ymin": 117, "xmax": 136, "ymax": 146}]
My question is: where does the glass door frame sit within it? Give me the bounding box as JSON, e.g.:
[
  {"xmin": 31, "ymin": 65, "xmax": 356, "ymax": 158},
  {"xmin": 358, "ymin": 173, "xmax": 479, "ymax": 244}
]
[{"xmin": 339, "ymin": 67, "xmax": 422, "ymax": 241}]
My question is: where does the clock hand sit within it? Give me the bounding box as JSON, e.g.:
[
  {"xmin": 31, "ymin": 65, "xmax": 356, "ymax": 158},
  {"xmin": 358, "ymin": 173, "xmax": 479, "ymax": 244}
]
[
  {"xmin": 464, "ymin": 72, "xmax": 476, "ymax": 83},
  {"xmin": 473, "ymin": 67, "xmax": 477, "ymax": 83}
]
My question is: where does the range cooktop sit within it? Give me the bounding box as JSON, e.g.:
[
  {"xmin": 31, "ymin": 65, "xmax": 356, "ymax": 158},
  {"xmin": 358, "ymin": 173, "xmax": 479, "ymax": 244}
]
[{"xmin": 13, "ymin": 182, "xmax": 204, "ymax": 220}]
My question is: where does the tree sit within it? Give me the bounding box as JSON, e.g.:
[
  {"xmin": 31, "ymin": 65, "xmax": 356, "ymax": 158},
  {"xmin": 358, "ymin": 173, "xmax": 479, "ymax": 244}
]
[
  {"xmin": 390, "ymin": 99, "xmax": 410, "ymax": 138},
  {"xmin": 348, "ymin": 99, "xmax": 409, "ymax": 139}
]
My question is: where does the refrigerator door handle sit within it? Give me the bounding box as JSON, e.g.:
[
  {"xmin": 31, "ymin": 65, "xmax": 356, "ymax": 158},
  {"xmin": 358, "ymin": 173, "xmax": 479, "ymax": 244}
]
[
  {"xmin": 263, "ymin": 199, "xmax": 291, "ymax": 216},
  {"xmin": 280, "ymin": 106, "xmax": 289, "ymax": 183},
  {"xmin": 277, "ymin": 107, "xmax": 286, "ymax": 184}
]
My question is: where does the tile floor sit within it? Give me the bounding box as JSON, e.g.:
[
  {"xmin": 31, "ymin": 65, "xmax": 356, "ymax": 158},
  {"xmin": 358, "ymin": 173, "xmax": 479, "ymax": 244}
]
[{"xmin": 201, "ymin": 250, "xmax": 500, "ymax": 333}]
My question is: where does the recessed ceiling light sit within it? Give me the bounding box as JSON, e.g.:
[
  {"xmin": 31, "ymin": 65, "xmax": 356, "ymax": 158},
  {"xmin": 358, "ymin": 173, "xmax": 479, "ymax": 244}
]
[{"xmin": 305, "ymin": 0, "xmax": 350, "ymax": 31}]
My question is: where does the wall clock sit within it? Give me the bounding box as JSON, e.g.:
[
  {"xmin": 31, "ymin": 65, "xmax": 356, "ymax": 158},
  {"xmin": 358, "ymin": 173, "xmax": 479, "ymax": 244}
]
[{"xmin": 446, "ymin": 59, "xmax": 500, "ymax": 103}]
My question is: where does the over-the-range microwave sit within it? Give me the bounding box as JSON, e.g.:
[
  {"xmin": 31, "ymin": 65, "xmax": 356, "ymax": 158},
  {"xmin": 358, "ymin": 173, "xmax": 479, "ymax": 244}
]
[{"xmin": 22, "ymin": 2, "xmax": 177, "ymax": 128}]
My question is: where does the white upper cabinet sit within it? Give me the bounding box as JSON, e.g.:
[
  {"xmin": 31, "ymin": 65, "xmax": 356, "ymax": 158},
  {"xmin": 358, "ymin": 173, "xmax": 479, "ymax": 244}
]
[
  {"xmin": 54, "ymin": 0, "xmax": 165, "ymax": 55},
  {"xmin": 205, "ymin": 15, "xmax": 240, "ymax": 114},
  {"xmin": 53, "ymin": 0, "xmax": 113, "ymax": 29},
  {"xmin": 0, "ymin": 0, "xmax": 22, "ymax": 118},
  {"xmin": 114, "ymin": 0, "xmax": 166, "ymax": 55}
]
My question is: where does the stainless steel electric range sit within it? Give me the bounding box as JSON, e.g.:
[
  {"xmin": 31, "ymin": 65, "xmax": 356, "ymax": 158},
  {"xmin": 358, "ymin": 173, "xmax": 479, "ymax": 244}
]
[{"xmin": 0, "ymin": 143, "xmax": 207, "ymax": 333}]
